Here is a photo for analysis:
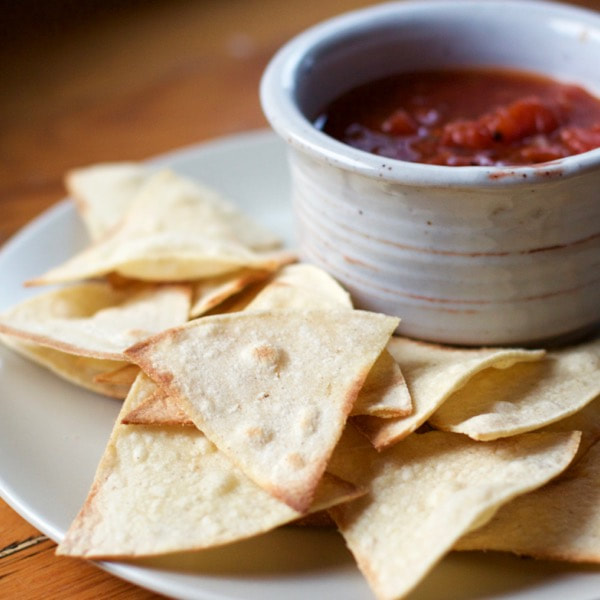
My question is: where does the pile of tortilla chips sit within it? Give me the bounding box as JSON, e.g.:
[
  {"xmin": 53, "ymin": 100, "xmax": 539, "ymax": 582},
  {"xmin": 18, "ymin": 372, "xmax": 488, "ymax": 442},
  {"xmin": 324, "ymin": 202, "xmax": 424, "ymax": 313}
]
[{"xmin": 1, "ymin": 162, "xmax": 599, "ymax": 600}]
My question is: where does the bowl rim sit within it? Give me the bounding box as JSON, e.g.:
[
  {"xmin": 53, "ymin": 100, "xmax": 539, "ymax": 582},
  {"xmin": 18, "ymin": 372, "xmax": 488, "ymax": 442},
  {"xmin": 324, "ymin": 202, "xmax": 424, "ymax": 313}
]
[{"xmin": 260, "ymin": 0, "xmax": 600, "ymax": 188}]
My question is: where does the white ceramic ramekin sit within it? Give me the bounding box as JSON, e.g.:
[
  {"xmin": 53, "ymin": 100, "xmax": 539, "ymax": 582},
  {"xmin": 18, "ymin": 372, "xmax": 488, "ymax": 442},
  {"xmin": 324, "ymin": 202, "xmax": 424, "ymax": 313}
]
[{"xmin": 260, "ymin": 0, "xmax": 600, "ymax": 346}]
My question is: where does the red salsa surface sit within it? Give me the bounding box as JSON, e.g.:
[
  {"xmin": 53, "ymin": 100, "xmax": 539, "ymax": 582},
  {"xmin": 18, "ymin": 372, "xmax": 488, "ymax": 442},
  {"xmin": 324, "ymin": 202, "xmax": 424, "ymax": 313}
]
[{"xmin": 315, "ymin": 68, "xmax": 600, "ymax": 166}]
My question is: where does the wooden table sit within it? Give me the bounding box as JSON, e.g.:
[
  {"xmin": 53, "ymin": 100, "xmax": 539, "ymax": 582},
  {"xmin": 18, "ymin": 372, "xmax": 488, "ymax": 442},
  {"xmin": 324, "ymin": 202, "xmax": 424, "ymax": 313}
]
[{"xmin": 0, "ymin": 0, "xmax": 597, "ymax": 597}]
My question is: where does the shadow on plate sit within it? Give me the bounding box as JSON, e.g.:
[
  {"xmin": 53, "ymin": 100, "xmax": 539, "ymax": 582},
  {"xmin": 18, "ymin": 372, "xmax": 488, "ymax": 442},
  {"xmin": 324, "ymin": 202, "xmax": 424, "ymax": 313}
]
[
  {"xmin": 407, "ymin": 550, "xmax": 600, "ymax": 600},
  {"xmin": 123, "ymin": 527, "xmax": 354, "ymax": 575}
]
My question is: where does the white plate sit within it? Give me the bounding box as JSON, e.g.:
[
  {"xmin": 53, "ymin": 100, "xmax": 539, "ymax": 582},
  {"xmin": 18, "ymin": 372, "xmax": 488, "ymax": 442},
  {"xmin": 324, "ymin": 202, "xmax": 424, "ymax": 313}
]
[{"xmin": 1, "ymin": 130, "xmax": 599, "ymax": 600}]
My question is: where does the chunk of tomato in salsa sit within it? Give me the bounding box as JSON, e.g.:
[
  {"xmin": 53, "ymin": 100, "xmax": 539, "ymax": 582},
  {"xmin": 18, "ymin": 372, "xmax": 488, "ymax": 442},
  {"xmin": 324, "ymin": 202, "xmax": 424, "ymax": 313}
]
[{"xmin": 316, "ymin": 69, "xmax": 600, "ymax": 166}]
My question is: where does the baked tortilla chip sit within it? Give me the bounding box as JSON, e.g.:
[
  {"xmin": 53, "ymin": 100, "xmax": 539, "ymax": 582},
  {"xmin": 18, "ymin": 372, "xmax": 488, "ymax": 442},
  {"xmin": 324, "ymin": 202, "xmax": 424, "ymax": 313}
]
[
  {"xmin": 123, "ymin": 265, "xmax": 411, "ymax": 427},
  {"xmin": 354, "ymin": 349, "xmax": 412, "ymax": 418},
  {"xmin": 94, "ymin": 363, "xmax": 140, "ymax": 387},
  {"xmin": 246, "ymin": 263, "xmax": 352, "ymax": 310},
  {"xmin": 68, "ymin": 164, "xmax": 282, "ymax": 250},
  {"xmin": 456, "ymin": 438, "xmax": 600, "ymax": 563},
  {"xmin": 66, "ymin": 162, "xmax": 149, "ymax": 241},
  {"xmin": 429, "ymin": 336, "xmax": 600, "ymax": 440},
  {"xmin": 353, "ymin": 337, "xmax": 544, "ymax": 449},
  {"xmin": 0, "ymin": 335, "xmax": 129, "ymax": 398},
  {"xmin": 0, "ymin": 282, "xmax": 191, "ymax": 360},
  {"xmin": 121, "ymin": 386, "xmax": 193, "ymax": 426},
  {"xmin": 248, "ymin": 264, "xmax": 412, "ymax": 419},
  {"xmin": 541, "ymin": 396, "xmax": 600, "ymax": 458},
  {"xmin": 189, "ymin": 268, "xmax": 272, "ymax": 318},
  {"xmin": 29, "ymin": 170, "xmax": 292, "ymax": 285},
  {"xmin": 125, "ymin": 309, "xmax": 398, "ymax": 512},
  {"xmin": 57, "ymin": 374, "xmax": 363, "ymax": 559},
  {"xmin": 328, "ymin": 426, "xmax": 581, "ymax": 600},
  {"xmin": 120, "ymin": 351, "xmax": 423, "ymax": 427}
]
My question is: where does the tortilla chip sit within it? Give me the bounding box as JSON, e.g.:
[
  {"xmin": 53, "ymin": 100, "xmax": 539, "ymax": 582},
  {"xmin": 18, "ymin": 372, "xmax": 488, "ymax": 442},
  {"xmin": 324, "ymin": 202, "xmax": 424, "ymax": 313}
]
[
  {"xmin": 429, "ymin": 336, "xmax": 600, "ymax": 440},
  {"xmin": 353, "ymin": 348, "xmax": 412, "ymax": 418},
  {"xmin": 125, "ymin": 309, "xmax": 398, "ymax": 512},
  {"xmin": 246, "ymin": 263, "xmax": 352, "ymax": 310},
  {"xmin": 0, "ymin": 334, "xmax": 129, "ymax": 398},
  {"xmin": 123, "ymin": 265, "xmax": 411, "ymax": 427},
  {"xmin": 353, "ymin": 337, "xmax": 545, "ymax": 449},
  {"xmin": 57, "ymin": 373, "xmax": 364, "ymax": 559},
  {"xmin": 328, "ymin": 426, "xmax": 581, "ymax": 600},
  {"xmin": 0, "ymin": 282, "xmax": 191, "ymax": 360},
  {"xmin": 28, "ymin": 170, "xmax": 292, "ymax": 285},
  {"xmin": 541, "ymin": 396, "xmax": 600, "ymax": 458},
  {"xmin": 456, "ymin": 438, "xmax": 600, "ymax": 563},
  {"xmin": 68, "ymin": 164, "xmax": 282, "ymax": 249},
  {"xmin": 248, "ymin": 264, "xmax": 412, "ymax": 419},
  {"xmin": 66, "ymin": 162, "xmax": 150, "ymax": 241},
  {"xmin": 121, "ymin": 387, "xmax": 193, "ymax": 427},
  {"xmin": 203, "ymin": 280, "xmax": 268, "ymax": 315},
  {"xmin": 189, "ymin": 268, "xmax": 272, "ymax": 318},
  {"xmin": 94, "ymin": 363, "xmax": 140, "ymax": 387}
]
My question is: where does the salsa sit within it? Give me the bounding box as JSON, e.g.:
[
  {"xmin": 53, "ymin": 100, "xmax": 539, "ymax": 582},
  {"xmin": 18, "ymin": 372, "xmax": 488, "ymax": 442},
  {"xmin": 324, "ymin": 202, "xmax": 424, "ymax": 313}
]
[{"xmin": 315, "ymin": 68, "xmax": 600, "ymax": 166}]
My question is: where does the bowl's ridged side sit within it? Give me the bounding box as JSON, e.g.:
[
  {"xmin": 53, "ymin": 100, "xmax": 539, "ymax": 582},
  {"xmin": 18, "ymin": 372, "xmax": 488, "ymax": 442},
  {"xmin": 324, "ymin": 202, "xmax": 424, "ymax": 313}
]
[{"xmin": 290, "ymin": 151, "xmax": 600, "ymax": 346}]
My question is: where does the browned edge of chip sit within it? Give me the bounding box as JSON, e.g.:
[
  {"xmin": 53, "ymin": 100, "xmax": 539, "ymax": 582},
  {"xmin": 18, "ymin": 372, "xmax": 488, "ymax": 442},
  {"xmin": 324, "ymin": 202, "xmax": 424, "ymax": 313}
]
[
  {"xmin": 0, "ymin": 283, "xmax": 192, "ymax": 360},
  {"xmin": 121, "ymin": 389, "xmax": 194, "ymax": 426}
]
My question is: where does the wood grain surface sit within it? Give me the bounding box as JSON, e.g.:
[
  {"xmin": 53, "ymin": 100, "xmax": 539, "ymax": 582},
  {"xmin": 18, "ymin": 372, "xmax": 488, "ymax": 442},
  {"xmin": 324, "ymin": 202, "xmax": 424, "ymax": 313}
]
[{"xmin": 0, "ymin": 0, "xmax": 597, "ymax": 598}]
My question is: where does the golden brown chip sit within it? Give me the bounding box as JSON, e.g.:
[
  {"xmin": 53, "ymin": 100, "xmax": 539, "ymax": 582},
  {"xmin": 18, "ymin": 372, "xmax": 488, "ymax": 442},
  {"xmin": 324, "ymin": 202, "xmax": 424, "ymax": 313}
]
[
  {"xmin": 125, "ymin": 309, "xmax": 398, "ymax": 512},
  {"xmin": 541, "ymin": 396, "xmax": 600, "ymax": 458},
  {"xmin": 246, "ymin": 263, "xmax": 352, "ymax": 311},
  {"xmin": 328, "ymin": 426, "xmax": 581, "ymax": 600},
  {"xmin": 94, "ymin": 363, "xmax": 140, "ymax": 386},
  {"xmin": 57, "ymin": 374, "xmax": 364, "ymax": 559},
  {"xmin": 189, "ymin": 268, "xmax": 272, "ymax": 318},
  {"xmin": 429, "ymin": 336, "xmax": 600, "ymax": 440},
  {"xmin": 29, "ymin": 170, "xmax": 291, "ymax": 285},
  {"xmin": 248, "ymin": 264, "xmax": 412, "ymax": 419},
  {"xmin": 1, "ymin": 335, "xmax": 130, "ymax": 398},
  {"xmin": 121, "ymin": 388, "xmax": 193, "ymax": 426},
  {"xmin": 456, "ymin": 437, "xmax": 600, "ymax": 563},
  {"xmin": 123, "ymin": 264, "xmax": 411, "ymax": 427},
  {"xmin": 351, "ymin": 348, "xmax": 412, "ymax": 418},
  {"xmin": 66, "ymin": 162, "xmax": 149, "ymax": 241},
  {"xmin": 0, "ymin": 282, "xmax": 191, "ymax": 360},
  {"xmin": 353, "ymin": 337, "xmax": 545, "ymax": 449}
]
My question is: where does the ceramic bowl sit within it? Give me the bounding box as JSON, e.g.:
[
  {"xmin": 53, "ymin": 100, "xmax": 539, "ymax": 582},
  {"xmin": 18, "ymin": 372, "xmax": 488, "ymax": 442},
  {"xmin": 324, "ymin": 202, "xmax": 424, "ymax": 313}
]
[{"xmin": 260, "ymin": 0, "xmax": 600, "ymax": 346}]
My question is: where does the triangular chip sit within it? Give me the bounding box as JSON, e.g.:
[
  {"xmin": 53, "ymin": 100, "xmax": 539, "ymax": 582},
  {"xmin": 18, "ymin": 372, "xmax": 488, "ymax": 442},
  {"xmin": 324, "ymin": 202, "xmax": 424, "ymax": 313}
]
[
  {"xmin": 354, "ymin": 348, "xmax": 412, "ymax": 418},
  {"xmin": 57, "ymin": 374, "xmax": 363, "ymax": 559},
  {"xmin": 429, "ymin": 336, "xmax": 600, "ymax": 440},
  {"xmin": 456, "ymin": 438, "xmax": 600, "ymax": 563},
  {"xmin": 0, "ymin": 335, "xmax": 129, "ymax": 398},
  {"xmin": 541, "ymin": 396, "xmax": 600, "ymax": 458},
  {"xmin": 28, "ymin": 170, "xmax": 292, "ymax": 285},
  {"xmin": 123, "ymin": 348, "xmax": 411, "ymax": 424},
  {"xmin": 328, "ymin": 426, "xmax": 581, "ymax": 600},
  {"xmin": 353, "ymin": 337, "xmax": 545, "ymax": 449},
  {"xmin": 66, "ymin": 162, "xmax": 150, "ymax": 241},
  {"xmin": 247, "ymin": 264, "xmax": 412, "ymax": 419},
  {"xmin": 121, "ymin": 387, "xmax": 193, "ymax": 426},
  {"xmin": 122, "ymin": 265, "xmax": 411, "ymax": 427},
  {"xmin": 67, "ymin": 164, "xmax": 282, "ymax": 250},
  {"xmin": 94, "ymin": 363, "xmax": 140, "ymax": 387},
  {"xmin": 246, "ymin": 263, "xmax": 352, "ymax": 310},
  {"xmin": 125, "ymin": 309, "xmax": 398, "ymax": 511},
  {"xmin": 0, "ymin": 282, "xmax": 191, "ymax": 360},
  {"xmin": 189, "ymin": 268, "xmax": 272, "ymax": 318}
]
